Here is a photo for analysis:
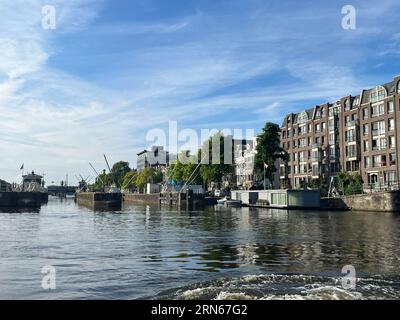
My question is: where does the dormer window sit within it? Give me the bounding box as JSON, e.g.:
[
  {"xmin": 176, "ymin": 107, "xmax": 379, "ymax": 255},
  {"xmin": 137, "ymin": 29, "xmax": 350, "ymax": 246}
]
[
  {"xmin": 397, "ymin": 82, "xmax": 400, "ymax": 93},
  {"xmin": 344, "ymin": 100, "xmax": 350, "ymax": 111},
  {"xmin": 298, "ymin": 111, "xmax": 309, "ymax": 124},
  {"xmin": 370, "ymin": 86, "xmax": 387, "ymax": 103}
]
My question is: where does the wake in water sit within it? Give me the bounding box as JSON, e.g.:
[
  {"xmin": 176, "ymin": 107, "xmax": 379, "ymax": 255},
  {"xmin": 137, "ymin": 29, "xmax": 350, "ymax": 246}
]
[{"xmin": 153, "ymin": 274, "xmax": 400, "ymax": 300}]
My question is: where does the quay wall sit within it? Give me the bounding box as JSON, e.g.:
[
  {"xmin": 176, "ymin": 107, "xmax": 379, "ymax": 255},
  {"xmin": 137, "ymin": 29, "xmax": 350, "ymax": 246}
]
[
  {"xmin": 123, "ymin": 192, "xmax": 206, "ymax": 209},
  {"xmin": 76, "ymin": 192, "xmax": 122, "ymax": 210},
  {"xmin": 123, "ymin": 193, "xmax": 160, "ymax": 205},
  {"xmin": 0, "ymin": 192, "xmax": 47, "ymax": 207},
  {"xmin": 321, "ymin": 190, "xmax": 400, "ymax": 212}
]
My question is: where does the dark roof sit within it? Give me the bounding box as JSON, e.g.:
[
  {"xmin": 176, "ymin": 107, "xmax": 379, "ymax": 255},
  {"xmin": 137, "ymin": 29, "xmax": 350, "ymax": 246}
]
[{"xmin": 137, "ymin": 150, "xmax": 147, "ymax": 156}]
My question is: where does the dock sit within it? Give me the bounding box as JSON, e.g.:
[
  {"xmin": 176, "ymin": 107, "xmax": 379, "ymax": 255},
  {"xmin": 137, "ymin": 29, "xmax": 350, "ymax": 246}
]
[{"xmin": 75, "ymin": 192, "xmax": 122, "ymax": 210}]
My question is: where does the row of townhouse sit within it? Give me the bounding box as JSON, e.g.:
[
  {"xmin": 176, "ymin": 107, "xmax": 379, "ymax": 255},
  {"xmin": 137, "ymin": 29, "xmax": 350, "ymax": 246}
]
[{"xmin": 279, "ymin": 75, "xmax": 400, "ymax": 191}]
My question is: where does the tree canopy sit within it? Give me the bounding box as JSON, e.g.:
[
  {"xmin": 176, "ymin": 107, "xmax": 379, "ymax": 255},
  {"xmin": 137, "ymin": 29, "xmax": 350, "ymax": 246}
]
[{"xmin": 254, "ymin": 122, "xmax": 283, "ymax": 181}]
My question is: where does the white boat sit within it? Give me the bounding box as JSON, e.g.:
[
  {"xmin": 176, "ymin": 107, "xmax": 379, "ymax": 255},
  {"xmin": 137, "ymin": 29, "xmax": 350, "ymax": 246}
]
[{"xmin": 217, "ymin": 197, "xmax": 227, "ymax": 205}]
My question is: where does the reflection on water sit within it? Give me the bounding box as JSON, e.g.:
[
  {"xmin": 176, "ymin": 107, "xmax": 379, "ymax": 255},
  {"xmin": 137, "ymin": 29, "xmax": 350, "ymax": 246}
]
[{"xmin": 0, "ymin": 198, "xmax": 399, "ymax": 299}]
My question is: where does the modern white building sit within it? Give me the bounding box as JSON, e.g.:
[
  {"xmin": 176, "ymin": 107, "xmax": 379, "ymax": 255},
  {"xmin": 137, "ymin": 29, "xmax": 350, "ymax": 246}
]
[{"xmin": 137, "ymin": 146, "xmax": 169, "ymax": 172}]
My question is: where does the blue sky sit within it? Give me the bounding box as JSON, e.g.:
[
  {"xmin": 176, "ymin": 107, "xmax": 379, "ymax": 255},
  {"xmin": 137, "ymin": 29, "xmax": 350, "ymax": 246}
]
[{"xmin": 1, "ymin": 0, "xmax": 400, "ymax": 183}]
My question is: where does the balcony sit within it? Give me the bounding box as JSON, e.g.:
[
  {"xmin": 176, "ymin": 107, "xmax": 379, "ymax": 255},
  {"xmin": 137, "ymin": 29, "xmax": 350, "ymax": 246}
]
[{"xmin": 372, "ymin": 146, "xmax": 386, "ymax": 151}]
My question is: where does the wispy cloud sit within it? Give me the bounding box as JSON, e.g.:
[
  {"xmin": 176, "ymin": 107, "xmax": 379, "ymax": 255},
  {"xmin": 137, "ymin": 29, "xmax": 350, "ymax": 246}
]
[{"xmin": 1, "ymin": 0, "xmax": 400, "ymax": 182}]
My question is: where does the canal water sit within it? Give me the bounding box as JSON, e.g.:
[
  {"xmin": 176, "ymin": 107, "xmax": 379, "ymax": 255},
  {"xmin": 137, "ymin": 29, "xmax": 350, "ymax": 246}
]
[{"xmin": 0, "ymin": 198, "xmax": 399, "ymax": 300}]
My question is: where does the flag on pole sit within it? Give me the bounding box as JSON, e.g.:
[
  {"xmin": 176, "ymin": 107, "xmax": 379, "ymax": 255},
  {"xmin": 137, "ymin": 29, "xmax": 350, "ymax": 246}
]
[
  {"xmin": 20, "ymin": 164, "xmax": 24, "ymax": 170},
  {"xmin": 264, "ymin": 162, "xmax": 269, "ymax": 169}
]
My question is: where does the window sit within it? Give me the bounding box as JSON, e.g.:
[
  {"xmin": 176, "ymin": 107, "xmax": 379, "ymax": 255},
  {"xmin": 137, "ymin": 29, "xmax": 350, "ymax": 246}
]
[
  {"xmin": 389, "ymin": 118, "xmax": 395, "ymax": 131},
  {"xmin": 322, "ymin": 122, "xmax": 326, "ymax": 131},
  {"xmin": 370, "ymin": 86, "xmax": 387, "ymax": 103},
  {"xmin": 329, "ymin": 133, "xmax": 335, "ymax": 145},
  {"xmin": 373, "ymin": 155, "xmax": 381, "ymax": 167},
  {"xmin": 388, "ymin": 171, "xmax": 397, "ymax": 184},
  {"xmin": 363, "ymin": 124, "xmax": 369, "ymax": 136},
  {"xmin": 321, "ymin": 108, "xmax": 326, "ymax": 117},
  {"xmin": 389, "ymin": 136, "xmax": 396, "ymax": 149},
  {"xmin": 299, "ymin": 151, "xmax": 304, "ymax": 162},
  {"xmin": 364, "ymin": 140, "xmax": 369, "ymax": 152},
  {"xmin": 363, "ymin": 108, "xmax": 369, "ymax": 119},
  {"xmin": 372, "ymin": 137, "xmax": 386, "ymax": 151},
  {"xmin": 364, "ymin": 157, "xmax": 370, "ymax": 168},
  {"xmin": 315, "ymin": 123, "xmax": 320, "ymax": 133},
  {"xmin": 345, "ymin": 129, "xmax": 356, "ymax": 142},
  {"xmin": 312, "ymin": 150, "xmax": 320, "ymax": 161},
  {"xmin": 398, "ymin": 82, "xmax": 400, "ymax": 94},
  {"xmin": 344, "ymin": 100, "xmax": 350, "ymax": 111},
  {"xmin": 390, "ymin": 154, "xmax": 397, "ymax": 166},
  {"xmin": 372, "ymin": 121, "xmax": 385, "ymax": 136},
  {"xmin": 312, "ymin": 164, "xmax": 319, "ymax": 176},
  {"xmin": 328, "ymin": 119, "xmax": 335, "ymax": 131},
  {"xmin": 346, "ymin": 145, "xmax": 357, "ymax": 158},
  {"xmin": 388, "ymin": 101, "xmax": 394, "ymax": 113},
  {"xmin": 372, "ymin": 104, "xmax": 385, "ymax": 117},
  {"xmin": 297, "ymin": 111, "xmax": 309, "ymax": 124}
]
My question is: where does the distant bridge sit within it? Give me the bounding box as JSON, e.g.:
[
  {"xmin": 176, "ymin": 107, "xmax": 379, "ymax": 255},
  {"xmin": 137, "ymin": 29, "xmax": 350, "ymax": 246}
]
[{"xmin": 47, "ymin": 185, "xmax": 78, "ymax": 197}]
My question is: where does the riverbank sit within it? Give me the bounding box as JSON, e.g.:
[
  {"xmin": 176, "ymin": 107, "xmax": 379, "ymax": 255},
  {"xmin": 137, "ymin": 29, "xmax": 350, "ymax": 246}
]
[{"xmin": 321, "ymin": 190, "xmax": 400, "ymax": 212}]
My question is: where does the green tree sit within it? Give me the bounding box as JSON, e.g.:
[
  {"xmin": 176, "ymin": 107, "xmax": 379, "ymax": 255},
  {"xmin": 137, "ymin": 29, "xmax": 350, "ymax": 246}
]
[
  {"xmin": 135, "ymin": 167, "xmax": 163, "ymax": 192},
  {"xmin": 110, "ymin": 161, "xmax": 131, "ymax": 188},
  {"xmin": 199, "ymin": 132, "xmax": 234, "ymax": 187},
  {"xmin": 121, "ymin": 171, "xmax": 137, "ymax": 191},
  {"xmin": 337, "ymin": 171, "xmax": 363, "ymax": 196},
  {"xmin": 91, "ymin": 172, "xmax": 111, "ymax": 191},
  {"xmin": 254, "ymin": 122, "xmax": 283, "ymax": 183}
]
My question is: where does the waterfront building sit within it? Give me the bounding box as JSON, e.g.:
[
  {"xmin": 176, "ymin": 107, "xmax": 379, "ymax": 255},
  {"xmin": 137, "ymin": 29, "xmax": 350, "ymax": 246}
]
[
  {"xmin": 279, "ymin": 75, "xmax": 400, "ymax": 191},
  {"xmin": 234, "ymin": 138, "xmax": 257, "ymax": 189},
  {"xmin": 22, "ymin": 171, "xmax": 46, "ymax": 191},
  {"xmin": 136, "ymin": 146, "xmax": 170, "ymax": 172}
]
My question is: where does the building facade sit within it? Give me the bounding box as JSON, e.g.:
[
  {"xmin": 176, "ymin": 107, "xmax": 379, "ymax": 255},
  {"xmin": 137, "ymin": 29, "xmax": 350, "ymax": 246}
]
[
  {"xmin": 280, "ymin": 75, "xmax": 400, "ymax": 191},
  {"xmin": 137, "ymin": 146, "xmax": 170, "ymax": 172},
  {"xmin": 234, "ymin": 138, "xmax": 257, "ymax": 189}
]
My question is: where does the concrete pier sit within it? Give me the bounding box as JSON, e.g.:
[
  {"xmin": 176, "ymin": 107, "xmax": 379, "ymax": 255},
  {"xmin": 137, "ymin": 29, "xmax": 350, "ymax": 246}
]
[
  {"xmin": 75, "ymin": 192, "xmax": 122, "ymax": 210},
  {"xmin": 123, "ymin": 191, "xmax": 206, "ymax": 210}
]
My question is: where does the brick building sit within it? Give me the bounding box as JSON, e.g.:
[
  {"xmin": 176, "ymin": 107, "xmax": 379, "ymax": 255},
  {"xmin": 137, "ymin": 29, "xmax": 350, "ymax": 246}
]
[{"xmin": 279, "ymin": 75, "xmax": 400, "ymax": 191}]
